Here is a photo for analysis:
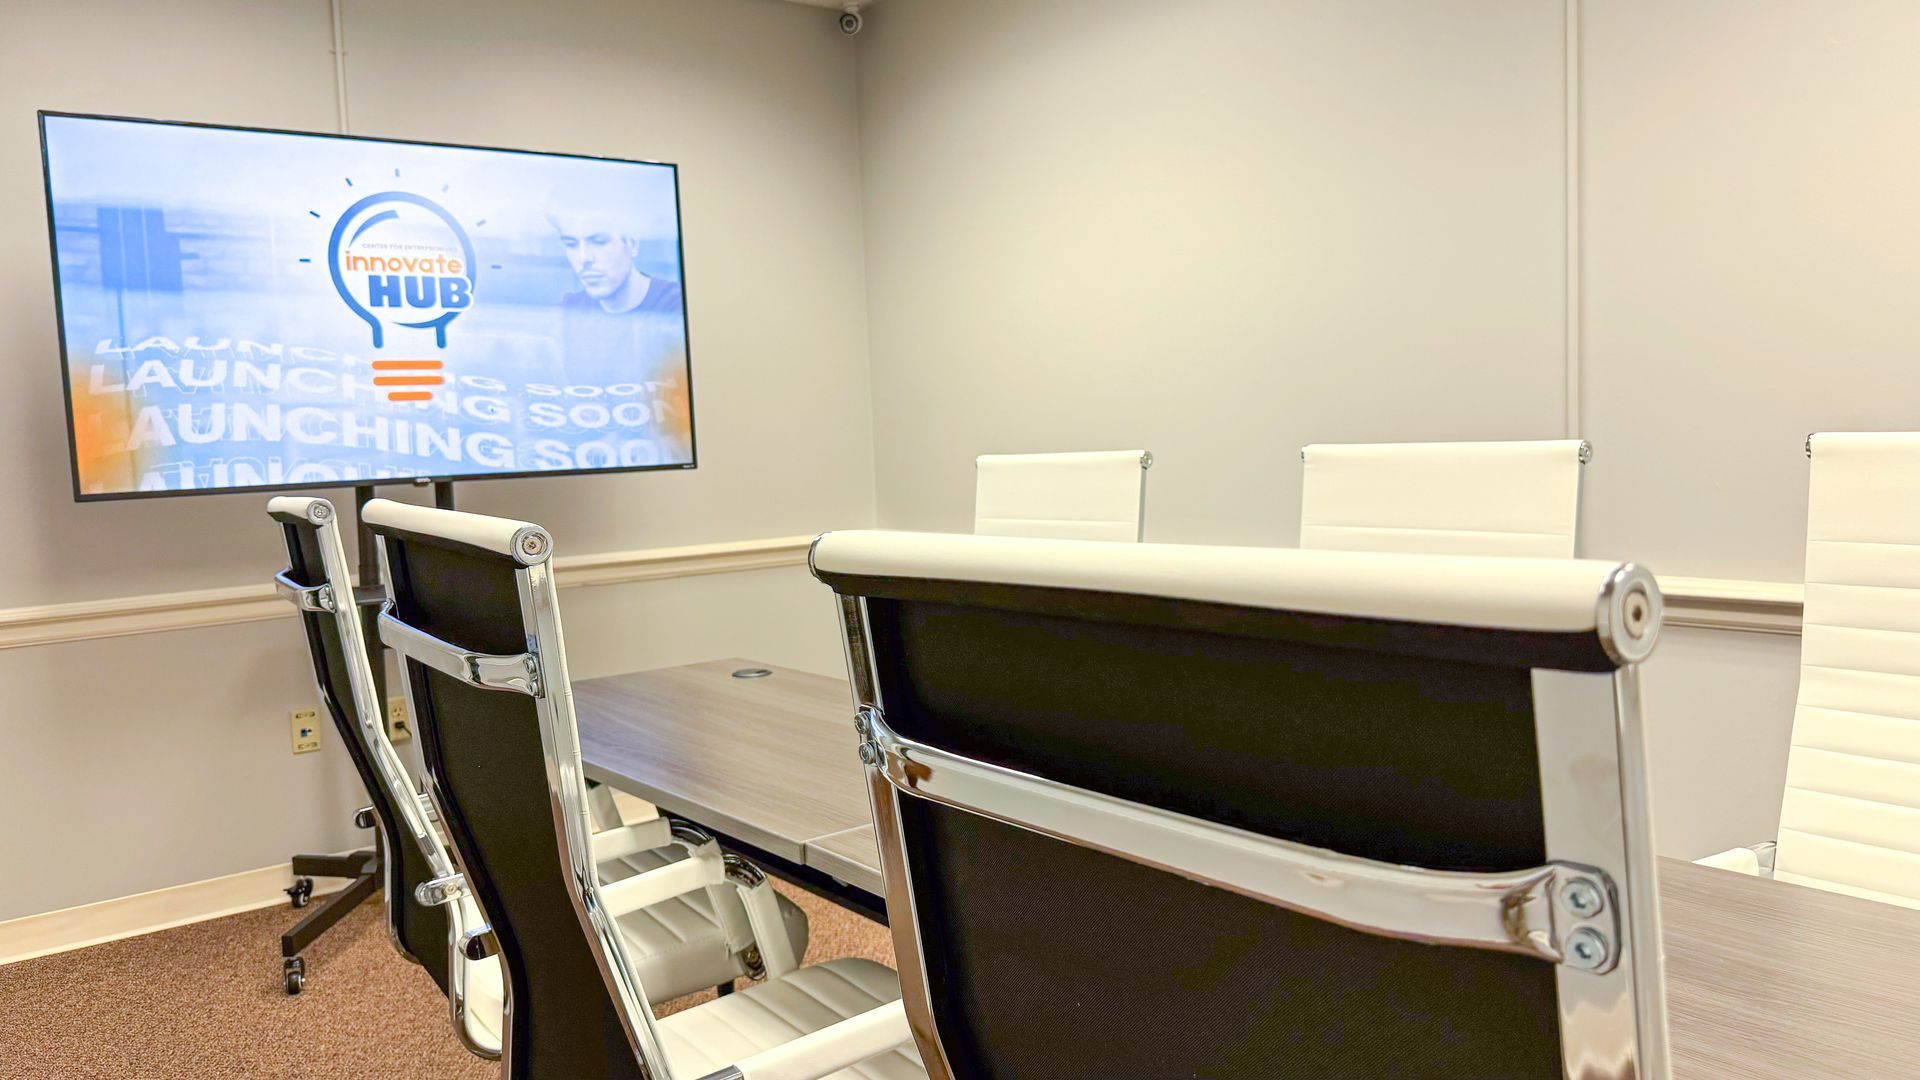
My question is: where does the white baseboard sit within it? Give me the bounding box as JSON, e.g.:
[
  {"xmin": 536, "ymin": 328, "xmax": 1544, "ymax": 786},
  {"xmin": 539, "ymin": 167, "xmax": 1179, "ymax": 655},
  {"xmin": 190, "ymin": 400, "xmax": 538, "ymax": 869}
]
[{"xmin": 0, "ymin": 861, "xmax": 348, "ymax": 967}]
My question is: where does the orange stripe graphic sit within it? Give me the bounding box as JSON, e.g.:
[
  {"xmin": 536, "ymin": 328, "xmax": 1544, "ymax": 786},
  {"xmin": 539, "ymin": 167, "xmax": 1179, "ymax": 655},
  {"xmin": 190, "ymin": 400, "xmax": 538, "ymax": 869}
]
[
  {"xmin": 373, "ymin": 375, "xmax": 445, "ymax": 386},
  {"xmin": 386, "ymin": 391, "xmax": 433, "ymax": 402},
  {"xmin": 372, "ymin": 360, "xmax": 444, "ymax": 370}
]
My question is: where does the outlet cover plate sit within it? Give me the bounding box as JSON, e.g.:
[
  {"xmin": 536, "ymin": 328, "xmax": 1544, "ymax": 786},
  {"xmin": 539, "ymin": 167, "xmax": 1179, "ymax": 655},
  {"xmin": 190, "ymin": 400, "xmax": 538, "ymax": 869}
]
[{"xmin": 291, "ymin": 708, "xmax": 321, "ymax": 754}]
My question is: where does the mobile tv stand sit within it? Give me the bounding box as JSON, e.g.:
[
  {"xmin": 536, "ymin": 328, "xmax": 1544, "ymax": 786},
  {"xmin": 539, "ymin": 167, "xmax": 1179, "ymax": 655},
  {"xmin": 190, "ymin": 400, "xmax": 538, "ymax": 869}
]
[{"xmin": 279, "ymin": 479, "xmax": 454, "ymax": 994}]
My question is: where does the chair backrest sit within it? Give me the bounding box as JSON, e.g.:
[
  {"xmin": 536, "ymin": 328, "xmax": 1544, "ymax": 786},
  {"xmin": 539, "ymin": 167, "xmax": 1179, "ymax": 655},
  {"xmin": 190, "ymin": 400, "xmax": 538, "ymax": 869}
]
[
  {"xmin": 973, "ymin": 450, "xmax": 1151, "ymax": 541},
  {"xmin": 269, "ymin": 496, "xmax": 499, "ymax": 1058},
  {"xmin": 364, "ymin": 499, "xmax": 663, "ymax": 1079},
  {"xmin": 1780, "ymin": 433, "xmax": 1920, "ymax": 907},
  {"xmin": 267, "ymin": 497, "xmax": 448, "ymax": 986},
  {"xmin": 814, "ymin": 531, "xmax": 1669, "ymax": 1080},
  {"xmin": 1299, "ymin": 439, "xmax": 1590, "ymax": 557}
]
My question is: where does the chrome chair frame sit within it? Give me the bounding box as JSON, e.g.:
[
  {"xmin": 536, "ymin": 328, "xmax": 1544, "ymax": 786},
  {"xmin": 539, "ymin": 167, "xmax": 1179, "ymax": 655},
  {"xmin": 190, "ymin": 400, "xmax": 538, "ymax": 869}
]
[
  {"xmin": 371, "ymin": 513, "xmax": 871, "ymax": 1079},
  {"xmin": 267, "ymin": 496, "xmax": 500, "ymax": 1059},
  {"xmin": 829, "ymin": 553, "xmax": 1671, "ymax": 1080},
  {"xmin": 374, "ymin": 529, "xmax": 670, "ymax": 1074}
]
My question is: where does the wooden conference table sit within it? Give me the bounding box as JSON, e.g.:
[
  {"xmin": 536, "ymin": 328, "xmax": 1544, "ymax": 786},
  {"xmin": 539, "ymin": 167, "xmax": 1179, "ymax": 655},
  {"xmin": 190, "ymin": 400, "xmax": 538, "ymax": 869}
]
[
  {"xmin": 575, "ymin": 660, "xmax": 1920, "ymax": 1080},
  {"xmin": 576, "ymin": 659, "xmax": 884, "ymax": 920}
]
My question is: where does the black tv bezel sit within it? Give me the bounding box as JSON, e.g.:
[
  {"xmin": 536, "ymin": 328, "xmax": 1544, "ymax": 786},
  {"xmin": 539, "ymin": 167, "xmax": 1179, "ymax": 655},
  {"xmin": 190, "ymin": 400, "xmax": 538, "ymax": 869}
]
[{"xmin": 38, "ymin": 110, "xmax": 700, "ymax": 503}]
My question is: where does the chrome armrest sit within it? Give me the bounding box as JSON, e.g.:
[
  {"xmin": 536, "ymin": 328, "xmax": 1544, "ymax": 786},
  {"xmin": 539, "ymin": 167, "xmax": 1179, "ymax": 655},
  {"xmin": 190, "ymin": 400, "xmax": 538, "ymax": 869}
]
[
  {"xmin": 717, "ymin": 854, "xmax": 798, "ymax": 980},
  {"xmin": 663, "ymin": 821, "xmax": 794, "ymax": 977},
  {"xmin": 693, "ymin": 999, "xmax": 911, "ymax": 1080},
  {"xmin": 593, "ymin": 825, "xmax": 799, "ymax": 980}
]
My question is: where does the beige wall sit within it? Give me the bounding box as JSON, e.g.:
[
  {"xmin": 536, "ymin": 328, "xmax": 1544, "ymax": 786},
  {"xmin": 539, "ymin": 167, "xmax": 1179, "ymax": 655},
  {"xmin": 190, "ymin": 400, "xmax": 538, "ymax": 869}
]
[
  {"xmin": 10, "ymin": 0, "xmax": 1914, "ymax": 919},
  {"xmin": 852, "ymin": 0, "xmax": 1909, "ymax": 858},
  {"xmin": 1580, "ymin": 0, "xmax": 1920, "ymax": 583},
  {"xmin": 1574, "ymin": 0, "xmax": 1920, "ymax": 856},
  {"xmin": 857, "ymin": 0, "xmax": 1569, "ymax": 548},
  {"xmin": 0, "ymin": 0, "xmax": 871, "ymax": 921}
]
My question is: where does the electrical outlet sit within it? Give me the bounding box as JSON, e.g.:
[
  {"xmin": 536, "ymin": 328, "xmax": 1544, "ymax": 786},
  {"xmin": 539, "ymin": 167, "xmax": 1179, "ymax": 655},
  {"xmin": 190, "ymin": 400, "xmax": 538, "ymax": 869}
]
[
  {"xmin": 386, "ymin": 697, "xmax": 412, "ymax": 743},
  {"xmin": 291, "ymin": 708, "xmax": 321, "ymax": 754}
]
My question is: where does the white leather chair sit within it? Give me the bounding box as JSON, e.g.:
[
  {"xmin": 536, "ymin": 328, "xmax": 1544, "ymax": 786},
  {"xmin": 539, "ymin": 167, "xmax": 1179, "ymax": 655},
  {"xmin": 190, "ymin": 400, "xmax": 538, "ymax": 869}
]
[
  {"xmin": 1299, "ymin": 440, "xmax": 1590, "ymax": 557},
  {"xmin": 1697, "ymin": 432, "xmax": 1920, "ymax": 909},
  {"xmin": 973, "ymin": 449, "xmax": 1151, "ymax": 541},
  {"xmin": 269, "ymin": 497, "xmax": 808, "ymax": 1060},
  {"xmin": 812, "ymin": 530, "xmax": 1670, "ymax": 1078},
  {"xmin": 363, "ymin": 499, "xmax": 924, "ymax": 1080}
]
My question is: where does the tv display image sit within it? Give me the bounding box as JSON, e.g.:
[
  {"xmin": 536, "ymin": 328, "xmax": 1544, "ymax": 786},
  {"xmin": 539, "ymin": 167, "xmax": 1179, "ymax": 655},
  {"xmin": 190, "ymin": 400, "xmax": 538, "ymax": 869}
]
[{"xmin": 39, "ymin": 113, "xmax": 696, "ymax": 500}]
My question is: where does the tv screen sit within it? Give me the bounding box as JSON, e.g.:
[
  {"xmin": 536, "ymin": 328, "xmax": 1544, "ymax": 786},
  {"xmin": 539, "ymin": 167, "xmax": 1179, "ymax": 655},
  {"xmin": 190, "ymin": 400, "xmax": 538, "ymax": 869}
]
[{"xmin": 39, "ymin": 113, "xmax": 696, "ymax": 500}]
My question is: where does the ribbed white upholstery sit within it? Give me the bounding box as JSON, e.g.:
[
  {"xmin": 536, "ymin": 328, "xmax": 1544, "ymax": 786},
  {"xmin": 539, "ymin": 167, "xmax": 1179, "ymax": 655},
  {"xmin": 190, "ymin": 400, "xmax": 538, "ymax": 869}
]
[
  {"xmin": 1772, "ymin": 432, "xmax": 1920, "ymax": 908},
  {"xmin": 659, "ymin": 959, "xmax": 923, "ymax": 1080},
  {"xmin": 974, "ymin": 450, "xmax": 1149, "ymax": 542},
  {"xmin": 1299, "ymin": 440, "xmax": 1588, "ymax": 557}
]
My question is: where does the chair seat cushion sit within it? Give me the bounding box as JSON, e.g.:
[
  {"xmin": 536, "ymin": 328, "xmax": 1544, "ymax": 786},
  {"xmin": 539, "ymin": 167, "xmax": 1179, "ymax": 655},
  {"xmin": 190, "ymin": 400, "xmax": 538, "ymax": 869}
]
[{"xmin": 659, "ymin": 958, "xmax": 924, "ymax": 1080}]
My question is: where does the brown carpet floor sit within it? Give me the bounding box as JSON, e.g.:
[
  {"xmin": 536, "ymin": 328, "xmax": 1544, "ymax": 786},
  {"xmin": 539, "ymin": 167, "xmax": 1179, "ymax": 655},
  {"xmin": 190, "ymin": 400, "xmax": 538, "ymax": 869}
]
[{"xmin": 0, "ymin": 880, "xmax": 893, "ymax": 1079}]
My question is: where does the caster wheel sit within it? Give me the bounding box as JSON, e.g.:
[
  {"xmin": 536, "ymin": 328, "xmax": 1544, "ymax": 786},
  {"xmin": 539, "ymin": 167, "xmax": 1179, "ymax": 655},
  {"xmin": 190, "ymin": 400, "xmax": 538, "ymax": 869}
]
[
  {"xmin": 283, "ymin": 958, "xmax": 306, "ymax": 996},
  {"xmin": 286, "ymin": 877, "xmax": 314, "ymax": 909}
]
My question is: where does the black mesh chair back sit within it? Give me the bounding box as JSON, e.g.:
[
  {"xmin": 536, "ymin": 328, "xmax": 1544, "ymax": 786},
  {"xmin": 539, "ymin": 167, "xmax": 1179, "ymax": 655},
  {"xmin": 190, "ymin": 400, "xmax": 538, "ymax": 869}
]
[
  {"xmin": 269, "ymin": 495, "xmax": 500, "ymax": 1057},
  {"xmin": 813, "ymin": 530, "xmax": 1670, "ymax": 1080},
  {"xmin": 268, "ymin": 497, "xmax": 448, "ymax": 985}
]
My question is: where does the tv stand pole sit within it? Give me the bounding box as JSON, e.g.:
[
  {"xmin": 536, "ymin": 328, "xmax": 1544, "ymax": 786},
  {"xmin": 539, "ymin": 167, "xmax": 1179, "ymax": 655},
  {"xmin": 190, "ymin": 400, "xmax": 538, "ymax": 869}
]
[
  {"xmin": 277, "ymin": 483, "xmax": 386, "ymax": 993},
  {"xmin": 432, "ymin": 479, "xmax": 456, "ymax": 511}
]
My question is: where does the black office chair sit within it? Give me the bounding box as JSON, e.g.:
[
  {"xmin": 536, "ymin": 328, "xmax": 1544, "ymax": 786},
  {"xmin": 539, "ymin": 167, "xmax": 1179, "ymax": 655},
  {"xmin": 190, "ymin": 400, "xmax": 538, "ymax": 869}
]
[
  {"xmin": 268, "ymin": 495, "xmax": 498, "ymax": 1052},
  {"xmin": 273, "ymin": 497, "xmax": 800, "ymax": 1061},
  {"xmin": 812, "ymin": 530, "xmax": 1672, "ymax": 1079},
  {"xmin": 363, "ymin": 499, "xmax": 921, "ymax": 1080}
]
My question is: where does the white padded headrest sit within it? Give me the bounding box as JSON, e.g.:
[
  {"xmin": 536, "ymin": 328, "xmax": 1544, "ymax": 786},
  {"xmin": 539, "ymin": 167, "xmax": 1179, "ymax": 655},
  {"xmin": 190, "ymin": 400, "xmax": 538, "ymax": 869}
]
[
  {"xmin": 361, "ymin": 498, "xmax": 554, "ymax": 565},
  {"xmin": 266, "ymin": 495, "xmax": 338, "ymax": 525},
  {"xmin": 812, "ymin": 530, "xmax": 1658, "ymax": 651}
]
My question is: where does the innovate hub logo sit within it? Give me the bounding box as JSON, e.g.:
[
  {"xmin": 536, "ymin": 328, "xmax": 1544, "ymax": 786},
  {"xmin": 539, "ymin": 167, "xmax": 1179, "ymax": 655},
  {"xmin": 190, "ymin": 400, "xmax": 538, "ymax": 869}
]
[{"xmin": 325, "ymin": 187, "xmax": 478, "ymax": 403}]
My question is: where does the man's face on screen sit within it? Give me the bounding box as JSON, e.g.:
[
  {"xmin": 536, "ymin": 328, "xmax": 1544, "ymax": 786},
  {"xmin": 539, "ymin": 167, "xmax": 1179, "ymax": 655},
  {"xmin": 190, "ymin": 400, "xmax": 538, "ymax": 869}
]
[{"xmin": 552, "ymin": 211, "xmax": 639, "ymax": 300}]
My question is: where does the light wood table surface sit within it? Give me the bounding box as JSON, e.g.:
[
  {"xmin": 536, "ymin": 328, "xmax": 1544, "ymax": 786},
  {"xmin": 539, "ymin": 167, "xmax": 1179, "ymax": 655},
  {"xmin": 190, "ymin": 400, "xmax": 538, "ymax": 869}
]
[
  {"xmin": 574, "ymin": 658, "xmax": 869, "ymax": 862},
  {"xmin": 577, "ymin": 659, "xmax": 1920, "ymax": 1079},
  {"xmin": 1659, "ymin": 856, "xmax": 1920, "ymax": 1079},
  {"xmin": 806, "ymin": 825, "xmax": 884, "ymax": 896}
]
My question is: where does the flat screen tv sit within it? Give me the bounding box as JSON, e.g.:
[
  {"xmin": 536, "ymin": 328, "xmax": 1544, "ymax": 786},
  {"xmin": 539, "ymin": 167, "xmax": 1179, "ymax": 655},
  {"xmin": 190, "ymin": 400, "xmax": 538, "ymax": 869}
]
[{"xmin": 39, "ymin": 112, "xmax": 696, "ymax": 500}]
